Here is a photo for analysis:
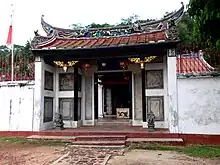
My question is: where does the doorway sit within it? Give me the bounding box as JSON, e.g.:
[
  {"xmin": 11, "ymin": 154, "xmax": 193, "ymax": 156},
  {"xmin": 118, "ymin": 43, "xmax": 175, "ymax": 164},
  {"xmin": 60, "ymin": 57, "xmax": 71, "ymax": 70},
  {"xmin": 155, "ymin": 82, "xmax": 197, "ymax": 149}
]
[{"xmin": 94, "ymin": 71, "xmax": 132, "ymax": 123}]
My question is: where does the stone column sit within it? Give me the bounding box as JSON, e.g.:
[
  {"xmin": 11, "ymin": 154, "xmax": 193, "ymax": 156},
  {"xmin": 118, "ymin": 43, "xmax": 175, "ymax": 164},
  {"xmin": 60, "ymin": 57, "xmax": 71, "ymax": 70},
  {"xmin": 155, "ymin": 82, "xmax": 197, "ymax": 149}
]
[
  {"xmin": 167, "ymin": 49, "xmax": 179, "ymax": 133},
  {"xmin": 94, "ymin": 74, "xmax": 98, "ymax": 120},
  {"xmin": 33, "ymin": 56, "xmax": 44, "ymax": 131},
  {"xmin": 106, "ymin": 88, "xmax": 112, "ymax": 115},
  {"xmin": 73, "ymin": 66, "xmax": 79, "ymax": 122},
  {"xmin": 83, "ymin": 65, "xmax": 97, "ymax": 125},
  {"xmin": 141, "ymin": 62, "xmax": 147, "ymax": 123},
  {"xmin": 98, "ymin": 84, "xmax": 103, "ymax": 118}
]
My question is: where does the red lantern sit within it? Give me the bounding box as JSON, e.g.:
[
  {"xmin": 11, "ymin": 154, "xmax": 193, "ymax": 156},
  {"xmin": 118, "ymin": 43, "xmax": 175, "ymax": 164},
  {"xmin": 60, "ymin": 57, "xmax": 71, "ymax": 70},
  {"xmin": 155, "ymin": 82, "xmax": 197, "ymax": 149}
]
[{"xmin": 82, "ymin": 63, "xmax": 91, "ymax": 71}]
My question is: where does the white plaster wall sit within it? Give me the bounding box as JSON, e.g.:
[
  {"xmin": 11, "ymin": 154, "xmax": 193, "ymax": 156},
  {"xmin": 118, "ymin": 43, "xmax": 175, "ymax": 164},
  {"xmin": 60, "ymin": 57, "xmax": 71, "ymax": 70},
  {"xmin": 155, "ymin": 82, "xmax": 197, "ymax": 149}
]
[
  {"xmin": 177, "ymin": 77, "xmax": 220, "ymax": 134},
  {"xmin": 0, "ymin": 81, "xmax": 35, "ymax": 131}
]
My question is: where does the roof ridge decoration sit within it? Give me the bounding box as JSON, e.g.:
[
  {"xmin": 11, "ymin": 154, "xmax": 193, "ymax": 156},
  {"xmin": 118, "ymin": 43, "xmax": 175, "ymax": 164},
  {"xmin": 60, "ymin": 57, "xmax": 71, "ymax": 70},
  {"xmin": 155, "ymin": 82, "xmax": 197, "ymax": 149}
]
[{"xmin": 31, "ymin": 2, "xmax": 184, "ymax": 48}]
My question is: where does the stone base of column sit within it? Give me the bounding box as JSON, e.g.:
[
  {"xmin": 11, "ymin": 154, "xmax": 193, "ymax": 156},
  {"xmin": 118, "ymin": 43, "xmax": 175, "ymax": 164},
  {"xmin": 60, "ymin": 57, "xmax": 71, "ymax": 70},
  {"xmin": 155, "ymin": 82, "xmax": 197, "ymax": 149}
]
[
  {"xmin": 82, "ymin": 120, "xmax": 95, "ymax": 126},
  {"xmin": 132, "ymin": 120, "xmax": 142, "ymax": 126}
]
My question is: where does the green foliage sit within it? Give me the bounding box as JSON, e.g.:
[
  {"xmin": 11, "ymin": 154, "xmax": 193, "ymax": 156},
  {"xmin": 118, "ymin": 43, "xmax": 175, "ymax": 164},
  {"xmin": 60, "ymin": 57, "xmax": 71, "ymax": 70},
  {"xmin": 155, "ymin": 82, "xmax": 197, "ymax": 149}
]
[
  {"xmin": 129, "ymin": 144, "xmax": 220, "ymax": 158},
  {"xmin": 0, "ymin": 41, "xmax": 32, "ymax": 58},
  {"xmin": 86, "ymin": 23, "xmax": 113, "ymax": 29},
  {"xmin": 216, "ymin": 39, "xmax": 220, "ymax": 51},
  {"xmin": 188, "ymin": 0, "xmax": 220, "ymax": 47},
  {"xmin": 0, "ymin": 45, "xmax": 10, "ymax": 56},
  {"xmin": 183, "ymin": 145, "xmax": 220, "ymax": 158},
  {"xmin": 119, "ymin": 14, "xmax": 140, "ymax": 25},
  {"xmin": 176, "ymin": 12, "xmax": 194, "ymax": 43},
  {"xmin": 0, "ymin": 136, "xmax": 66, "ymax": 146}
]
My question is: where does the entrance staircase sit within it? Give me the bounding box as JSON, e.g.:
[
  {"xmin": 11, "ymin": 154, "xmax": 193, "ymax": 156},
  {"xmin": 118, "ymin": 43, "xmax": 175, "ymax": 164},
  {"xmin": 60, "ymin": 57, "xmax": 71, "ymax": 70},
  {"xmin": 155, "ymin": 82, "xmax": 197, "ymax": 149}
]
[
  {"xmin": 97, "ymin": 118, "xmax": 131, "ymax": 126},
  {"xmin": 26, "ymin": 133, "xmax": 184, "ymax": 147},
  {"xmin": 72, "ymin": 135, "xmax": 126, "ymax": 148}
]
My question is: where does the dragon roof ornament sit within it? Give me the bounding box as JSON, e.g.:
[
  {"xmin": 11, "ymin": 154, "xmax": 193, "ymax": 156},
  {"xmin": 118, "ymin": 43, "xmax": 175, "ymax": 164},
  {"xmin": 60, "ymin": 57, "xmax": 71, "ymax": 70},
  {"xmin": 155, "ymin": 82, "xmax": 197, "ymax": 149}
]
[
  {"xmin": 31, "ymin": 2, "xmax": 184, "ymax": 48},
  {"xmin": 40, "ymin": 2, "xmax": 184, "ymax": 39}
]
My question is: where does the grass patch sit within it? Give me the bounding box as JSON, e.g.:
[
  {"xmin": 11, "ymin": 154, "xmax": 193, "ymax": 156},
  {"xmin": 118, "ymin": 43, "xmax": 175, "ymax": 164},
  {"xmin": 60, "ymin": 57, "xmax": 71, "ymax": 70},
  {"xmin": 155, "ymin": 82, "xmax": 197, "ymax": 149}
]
[
  {"xmin": 128, "ymin": 143, "xmax": 220, "ymax": 158},
  {"xmin": 0, "ymin": 136, "xmax": 67, "ymax": 147},
  {"xmin": 183, "ymin": 145, "xmax": 220, "ymax": 158}
]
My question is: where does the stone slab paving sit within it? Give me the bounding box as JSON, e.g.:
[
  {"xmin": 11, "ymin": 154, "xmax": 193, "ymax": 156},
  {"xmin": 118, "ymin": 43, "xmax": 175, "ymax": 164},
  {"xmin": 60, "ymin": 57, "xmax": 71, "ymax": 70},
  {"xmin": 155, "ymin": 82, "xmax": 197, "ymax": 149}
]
[{"xmin": 54, "ymin": 146, "xmax": 124, "ymax": 165}]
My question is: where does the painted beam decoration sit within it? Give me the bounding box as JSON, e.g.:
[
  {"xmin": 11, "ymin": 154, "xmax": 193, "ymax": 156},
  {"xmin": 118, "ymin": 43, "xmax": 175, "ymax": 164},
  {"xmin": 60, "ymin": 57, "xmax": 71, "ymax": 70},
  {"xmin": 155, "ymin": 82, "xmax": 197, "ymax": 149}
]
[{"xmin": 31, "ymin": 3, "xmax": 184, "ymax": 49}]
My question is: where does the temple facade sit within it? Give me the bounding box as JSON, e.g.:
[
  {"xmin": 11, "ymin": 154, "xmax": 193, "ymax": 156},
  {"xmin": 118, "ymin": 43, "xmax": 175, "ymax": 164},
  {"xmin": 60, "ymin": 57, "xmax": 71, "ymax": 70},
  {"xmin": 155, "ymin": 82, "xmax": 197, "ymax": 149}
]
[{"xmin": 31, "ymin": 4, "xmax": 185, "ymax": 131}]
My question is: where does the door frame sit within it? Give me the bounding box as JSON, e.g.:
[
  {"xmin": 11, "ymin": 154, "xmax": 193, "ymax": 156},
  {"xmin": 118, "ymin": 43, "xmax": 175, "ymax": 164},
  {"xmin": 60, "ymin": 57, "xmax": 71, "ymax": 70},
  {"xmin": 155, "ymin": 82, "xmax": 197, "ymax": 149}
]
[{"xmin": 94, "ymin": 70, "xmax": 133, "ymax": 120}]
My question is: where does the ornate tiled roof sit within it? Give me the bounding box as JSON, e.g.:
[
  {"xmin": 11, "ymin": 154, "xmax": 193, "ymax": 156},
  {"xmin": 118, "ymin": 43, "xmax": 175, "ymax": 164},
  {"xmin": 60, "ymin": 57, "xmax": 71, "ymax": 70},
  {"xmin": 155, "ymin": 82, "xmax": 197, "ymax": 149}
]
[
  {"xmin": 31, "ymin": 3, "xmax": 184, "ymax": 49},
  {"xmin": 176, "ymin": 52, "xmax": 215, "ymax": 74},
  {"xmin": 34, "ymin": 31, "xmax": 167, "ymax": 49}
]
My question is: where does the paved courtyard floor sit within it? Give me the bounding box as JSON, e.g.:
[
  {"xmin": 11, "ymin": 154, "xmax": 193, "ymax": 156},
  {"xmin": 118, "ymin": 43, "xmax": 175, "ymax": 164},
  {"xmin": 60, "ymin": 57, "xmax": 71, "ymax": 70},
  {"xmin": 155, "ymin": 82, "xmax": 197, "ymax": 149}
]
[{"xmin": 0, "ymin": 144, "xmax": 219, "ymax": 165}]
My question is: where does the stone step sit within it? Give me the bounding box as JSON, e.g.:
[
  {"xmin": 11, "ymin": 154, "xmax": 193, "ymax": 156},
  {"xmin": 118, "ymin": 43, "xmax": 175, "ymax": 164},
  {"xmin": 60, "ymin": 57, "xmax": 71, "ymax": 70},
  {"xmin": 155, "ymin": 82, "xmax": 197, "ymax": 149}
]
[
  {"xmin": 97, "ymin": 122, "xmax": 130, "ymax": 125},
  {"xmin": 75, "ymin": 135, "xmax": 126, "ymax": 141},
  {"xmin": 70, "ymin": 145, "xmax": 125, "ymax": 148},
  {"xmin": 126, "ymin": 138, "xmax": 184, "ymax": 146},
  {"xmin": 72, "ymin": 140, "xmax": 126, "ymax": 146},
  {"xmin": 26, "ymin": 135, "xmax": 75, "ymax": 142}
]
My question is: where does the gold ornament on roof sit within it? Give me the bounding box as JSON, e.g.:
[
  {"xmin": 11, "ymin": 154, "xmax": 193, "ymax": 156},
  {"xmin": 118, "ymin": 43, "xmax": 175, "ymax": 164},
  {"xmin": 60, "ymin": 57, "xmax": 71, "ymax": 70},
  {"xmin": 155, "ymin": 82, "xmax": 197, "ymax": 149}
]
[
  {"xmin": 53, "ymin": 61, "xmax": 78, "ymax": 72},
  {"xmin": 128, "ymin": 56, "xmax": 157, "ymax": 69},
  {"xmin": 128, "ymin": 56, "xmax": 157, "ymax": 63}
]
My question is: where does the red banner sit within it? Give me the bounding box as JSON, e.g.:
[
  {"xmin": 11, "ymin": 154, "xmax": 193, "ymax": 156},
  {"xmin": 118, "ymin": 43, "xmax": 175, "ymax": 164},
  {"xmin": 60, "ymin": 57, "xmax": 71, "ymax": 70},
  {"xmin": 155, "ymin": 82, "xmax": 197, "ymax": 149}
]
[{"xmin": 6, "ymin": 25, "xmax": 12, "ymax": 45}]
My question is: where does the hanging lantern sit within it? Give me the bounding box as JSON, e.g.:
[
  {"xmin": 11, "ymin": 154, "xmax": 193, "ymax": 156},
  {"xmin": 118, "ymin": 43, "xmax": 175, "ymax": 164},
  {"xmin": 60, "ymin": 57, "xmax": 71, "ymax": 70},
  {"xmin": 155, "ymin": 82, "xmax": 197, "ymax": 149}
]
[
  {"xmin": 54, "ymin": 61, "xmax": 78, "ymax": 72},
  {"xmin": 82, "ymin": 63, "xmax": 91, "ymax": 71}
]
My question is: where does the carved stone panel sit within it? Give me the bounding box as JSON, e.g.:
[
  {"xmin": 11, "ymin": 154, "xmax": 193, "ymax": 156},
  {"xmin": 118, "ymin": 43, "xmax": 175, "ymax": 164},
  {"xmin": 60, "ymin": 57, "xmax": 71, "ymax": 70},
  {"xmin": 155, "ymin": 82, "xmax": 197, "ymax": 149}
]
[
  {"xmin": 146, "ymin": 70, "xmax": 163, "ymax": 89},
  {"xmin": 59, "ymin": 98, "xmax": 74, "ymax": 120},
  {"xmin": 43, "ymin": 97, "xmax": 53, "ymax": 122},
  {"xmin": 44, "ymin": 71, "xmax": 53, "ymax": 91},
  {"xmin": 59, "ymin": 73, "xmax": 74, "ymax": 91},
  {"xmin": 147, "ymin": 96, "xmax": 164, "ymax": 121}
]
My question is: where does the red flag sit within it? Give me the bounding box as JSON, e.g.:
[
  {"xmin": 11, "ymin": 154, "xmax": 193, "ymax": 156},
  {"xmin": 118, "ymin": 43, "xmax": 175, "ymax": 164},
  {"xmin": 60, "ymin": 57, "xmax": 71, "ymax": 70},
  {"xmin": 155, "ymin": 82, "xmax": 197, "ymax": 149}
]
[{"xmin": 6, "ymin": 25, "xmax": 13, "ymax": 45}]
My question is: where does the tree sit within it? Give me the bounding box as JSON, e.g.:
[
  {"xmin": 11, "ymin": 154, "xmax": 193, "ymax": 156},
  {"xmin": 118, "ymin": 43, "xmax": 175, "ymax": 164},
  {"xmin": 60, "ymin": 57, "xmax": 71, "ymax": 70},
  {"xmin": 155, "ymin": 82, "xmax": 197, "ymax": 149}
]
[
  {"xmin": 188, "ymin": 0, "xmax": 220, "ymax": 48},
  {"xmin": 176, "ymin": 12, "xmax": 194, "ymax": 44},
  {"xmin": 86, "ymin": 23, "xmax": 113, "ymax": 29},
  {"xmin": 119, "ymin": 14, "xmax": 140, "ymax": 25}
]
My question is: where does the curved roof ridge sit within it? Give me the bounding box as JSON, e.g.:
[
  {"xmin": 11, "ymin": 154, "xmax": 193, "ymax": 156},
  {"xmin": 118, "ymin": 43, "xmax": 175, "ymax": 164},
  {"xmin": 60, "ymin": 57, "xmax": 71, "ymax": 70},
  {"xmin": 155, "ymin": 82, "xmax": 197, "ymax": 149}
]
[
  {"xmin": 53, "ymin": 28, "xmax": 166, "ymax": 40},
  {"xmin": 40, "ymin": 2, "xmax": 184, "ymax": 37}
]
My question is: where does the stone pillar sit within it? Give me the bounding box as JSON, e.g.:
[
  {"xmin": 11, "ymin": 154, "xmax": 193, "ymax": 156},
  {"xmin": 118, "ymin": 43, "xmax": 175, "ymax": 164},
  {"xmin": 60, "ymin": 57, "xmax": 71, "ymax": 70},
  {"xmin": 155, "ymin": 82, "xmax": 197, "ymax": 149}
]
[
  {"xmin": 167, "ymin": 49, "xmax": 179, "ymax": 133},
  {"xmin": 83, "ymin": 65, "xmax": 97, "ymax": 125},
  {"xmin": 106, "ymin": 88, "xmax": 112, "ymax": 115},
  {"xmin": 98, "ymin": 84, "xmax": 103, "ymax": 118},
  {"xmin": 131, "ymin": 63, "xmax": 143, "ymax": 126},
  {"xmin": 141, "ymin": 63, "xmax": 147, "ymax": 123},
  {"xmin": 94, "ymin": 74, "xmax": 98, "ymax": 120},
  {"xmin": 73, "ymin": 66, "xmax": 78, "ymax": 121},
  {"xmin": 33, "ymin": 56, "xmax": 44, "ymax": 131}
]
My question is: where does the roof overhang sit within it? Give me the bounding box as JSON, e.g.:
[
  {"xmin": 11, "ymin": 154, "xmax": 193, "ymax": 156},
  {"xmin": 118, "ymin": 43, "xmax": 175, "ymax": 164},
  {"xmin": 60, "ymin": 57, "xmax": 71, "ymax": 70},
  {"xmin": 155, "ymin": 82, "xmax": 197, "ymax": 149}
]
[{"xmin": 31, "ymin": 40, "xmax": 179, "ymax": 60}]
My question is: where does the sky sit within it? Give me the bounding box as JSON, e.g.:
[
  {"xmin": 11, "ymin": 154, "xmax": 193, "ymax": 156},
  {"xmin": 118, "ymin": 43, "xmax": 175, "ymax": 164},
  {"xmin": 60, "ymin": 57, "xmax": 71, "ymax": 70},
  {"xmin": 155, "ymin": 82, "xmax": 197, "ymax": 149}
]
[{"xmin": 0, "ymin": 0, "xmax": 189, "ymax": 46}]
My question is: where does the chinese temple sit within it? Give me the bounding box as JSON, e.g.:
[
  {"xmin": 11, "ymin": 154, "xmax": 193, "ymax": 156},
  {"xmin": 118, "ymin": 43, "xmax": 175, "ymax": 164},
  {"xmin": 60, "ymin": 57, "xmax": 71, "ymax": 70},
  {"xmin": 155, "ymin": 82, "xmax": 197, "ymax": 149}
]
[{"xmin": 31, "ymin": 3, "xmax": 184, "ymax": 130}]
